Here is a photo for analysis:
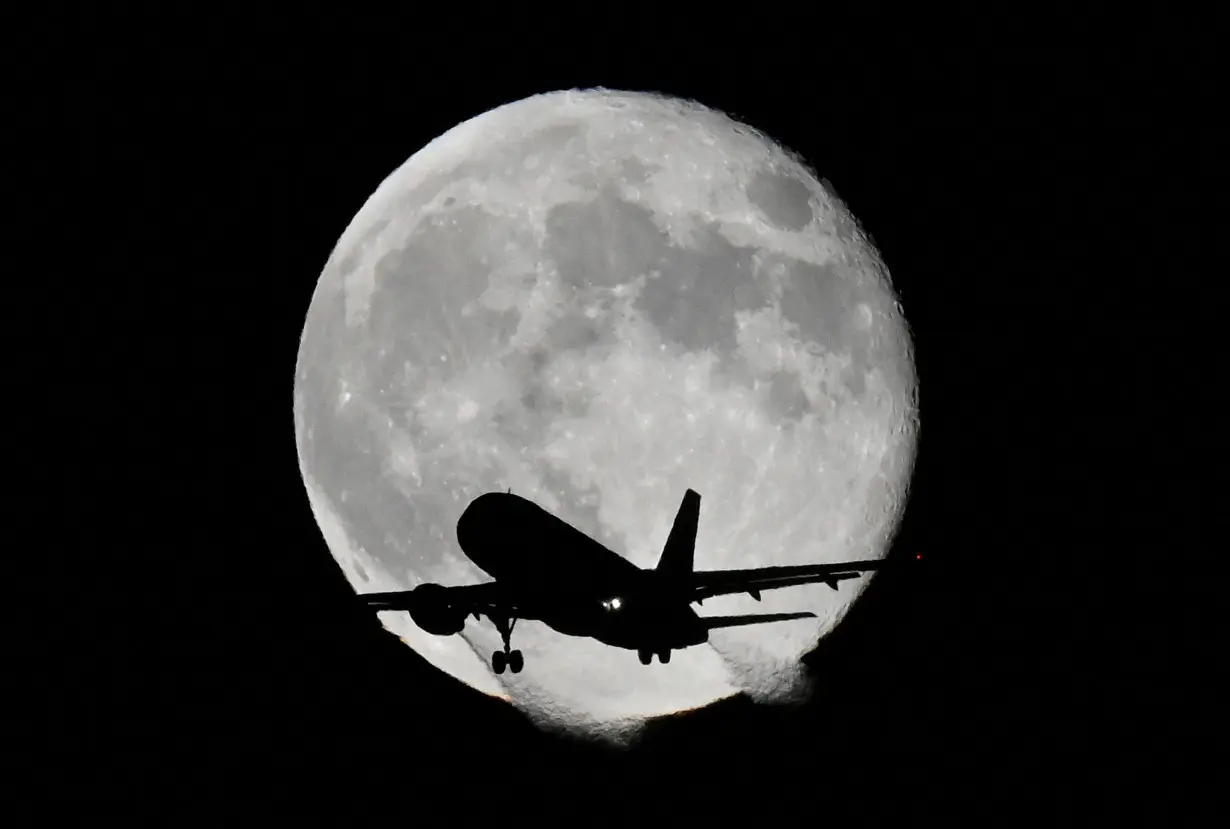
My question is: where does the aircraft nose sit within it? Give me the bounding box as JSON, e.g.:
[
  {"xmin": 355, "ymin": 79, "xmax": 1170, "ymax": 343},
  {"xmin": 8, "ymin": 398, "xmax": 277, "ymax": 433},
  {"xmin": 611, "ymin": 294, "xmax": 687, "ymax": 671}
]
[{"xmin": 456, "ymin": 492, "xmax": 508, "ymax": 554}]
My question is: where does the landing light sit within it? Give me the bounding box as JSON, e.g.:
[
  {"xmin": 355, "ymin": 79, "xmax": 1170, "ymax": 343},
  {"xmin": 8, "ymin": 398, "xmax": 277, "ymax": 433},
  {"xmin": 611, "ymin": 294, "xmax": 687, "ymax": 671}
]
[{"xmin": 603, "ymin": 597, "xmax": 623, "ymax": 611}]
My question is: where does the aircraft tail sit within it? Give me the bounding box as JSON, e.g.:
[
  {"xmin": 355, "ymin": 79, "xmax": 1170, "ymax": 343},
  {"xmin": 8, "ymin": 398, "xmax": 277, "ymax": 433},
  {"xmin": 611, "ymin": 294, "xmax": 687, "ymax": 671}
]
[
  {"xmin": 656, "ymin": 489, "xmax": 701, "ymax": 582},
  {"xmin": 703, "ymin": 611, "xmax": 816, "ymax": 630}
]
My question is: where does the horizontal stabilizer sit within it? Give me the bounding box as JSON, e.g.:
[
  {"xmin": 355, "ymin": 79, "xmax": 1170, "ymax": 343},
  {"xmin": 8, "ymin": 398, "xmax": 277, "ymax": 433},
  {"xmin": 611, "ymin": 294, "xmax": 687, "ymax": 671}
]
[{"xmin": 703, "ymin": 611, "xmax": 816, "ymax": 630}]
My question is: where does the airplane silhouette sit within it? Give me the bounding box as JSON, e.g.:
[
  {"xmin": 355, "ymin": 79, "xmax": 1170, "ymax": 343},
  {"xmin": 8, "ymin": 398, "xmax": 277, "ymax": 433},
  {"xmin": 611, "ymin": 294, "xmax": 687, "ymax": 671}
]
[{"xmin": 359, "ymin": 488, "xmax": 883, "ymax": 675}]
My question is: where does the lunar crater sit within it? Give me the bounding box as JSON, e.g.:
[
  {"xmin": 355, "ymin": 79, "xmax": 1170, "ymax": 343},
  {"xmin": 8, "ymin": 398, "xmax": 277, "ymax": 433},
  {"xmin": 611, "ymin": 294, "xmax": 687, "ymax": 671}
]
[{"xmin": 747, "ymin": 169, "xmax": 816, "ymax": 231}]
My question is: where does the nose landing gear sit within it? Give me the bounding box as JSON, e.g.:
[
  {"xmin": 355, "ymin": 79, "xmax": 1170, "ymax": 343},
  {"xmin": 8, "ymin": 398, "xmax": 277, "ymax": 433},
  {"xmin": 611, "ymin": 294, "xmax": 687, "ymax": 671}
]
[{"xmin": 490, "ymin": 614, "xmax": 523, "ymax": 675}]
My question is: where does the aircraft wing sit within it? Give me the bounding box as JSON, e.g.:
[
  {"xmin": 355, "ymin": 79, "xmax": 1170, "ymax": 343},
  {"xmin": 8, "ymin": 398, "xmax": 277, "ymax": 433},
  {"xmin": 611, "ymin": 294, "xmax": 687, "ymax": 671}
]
[
  {"xmin": 360, "ymin": 581, "xmax": 533, "ymax": 620},
  {"xmin": 691, "ymin": 560, "xmax": 882, "ymax": 602}
]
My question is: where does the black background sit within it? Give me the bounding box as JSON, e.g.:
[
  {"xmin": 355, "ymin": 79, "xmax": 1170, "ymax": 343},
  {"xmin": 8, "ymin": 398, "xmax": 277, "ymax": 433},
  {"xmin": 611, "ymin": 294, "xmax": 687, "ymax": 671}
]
[{"xmin": 36, "ymin": 17, "xmax": 1214, "ymax": 820}]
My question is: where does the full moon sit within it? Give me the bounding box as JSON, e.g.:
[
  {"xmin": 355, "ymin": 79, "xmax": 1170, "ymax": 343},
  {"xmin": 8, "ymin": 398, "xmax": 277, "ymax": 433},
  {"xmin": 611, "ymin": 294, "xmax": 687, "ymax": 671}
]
[{"xmin": 293, "ymin": 89, "xmax": 918, "ymax": 740}]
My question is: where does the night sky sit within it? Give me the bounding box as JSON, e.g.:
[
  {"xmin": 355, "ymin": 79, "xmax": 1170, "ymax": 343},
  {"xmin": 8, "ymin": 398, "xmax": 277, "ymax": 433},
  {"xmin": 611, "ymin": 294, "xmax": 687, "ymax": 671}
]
[{"xmin": 37, "ymin": 20, "xmax": 1209, "ymax": 820}]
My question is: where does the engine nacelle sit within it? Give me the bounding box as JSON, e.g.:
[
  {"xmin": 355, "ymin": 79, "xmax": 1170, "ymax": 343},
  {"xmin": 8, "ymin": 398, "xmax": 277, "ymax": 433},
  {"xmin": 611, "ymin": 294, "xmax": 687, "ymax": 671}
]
[{"xmin": 408, "ymin": 583, "xmax": 467, "ymax": 636}]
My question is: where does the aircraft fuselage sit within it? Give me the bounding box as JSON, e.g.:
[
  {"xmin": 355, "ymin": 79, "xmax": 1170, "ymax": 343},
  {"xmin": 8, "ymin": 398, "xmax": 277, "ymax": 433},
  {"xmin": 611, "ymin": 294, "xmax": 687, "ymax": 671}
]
[{"xmin": 456, "ymin": 492, "xmax": 709, "ymax": 652}]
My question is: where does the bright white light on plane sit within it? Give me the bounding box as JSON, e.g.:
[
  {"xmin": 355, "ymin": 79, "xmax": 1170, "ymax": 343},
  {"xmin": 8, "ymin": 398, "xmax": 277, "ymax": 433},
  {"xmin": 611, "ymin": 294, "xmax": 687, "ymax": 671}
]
[{"xmin": 603, "ymin": 597, "xmax": 623, "ymax": 611}]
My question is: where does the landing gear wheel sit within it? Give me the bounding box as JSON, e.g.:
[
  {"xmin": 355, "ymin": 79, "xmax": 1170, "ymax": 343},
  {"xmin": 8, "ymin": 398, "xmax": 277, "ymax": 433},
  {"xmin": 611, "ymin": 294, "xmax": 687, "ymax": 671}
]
[
  {"xmin": 638, "ymin": 649, "xmax": 652, "ymax": 665},
  {"xmin": 658, "ymin": 650, "xmax": 671, "ymax": 664},
  {"xmin": 491, "ymin": 615, "xmax": 519, "ymax": 673}
]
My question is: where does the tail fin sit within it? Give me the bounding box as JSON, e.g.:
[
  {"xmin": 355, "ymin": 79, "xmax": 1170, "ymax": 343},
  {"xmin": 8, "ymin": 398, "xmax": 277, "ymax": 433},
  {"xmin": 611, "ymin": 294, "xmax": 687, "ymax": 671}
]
[{"xmin": 656, "ymin": 489, "xmax": 701, "ymax": 581}]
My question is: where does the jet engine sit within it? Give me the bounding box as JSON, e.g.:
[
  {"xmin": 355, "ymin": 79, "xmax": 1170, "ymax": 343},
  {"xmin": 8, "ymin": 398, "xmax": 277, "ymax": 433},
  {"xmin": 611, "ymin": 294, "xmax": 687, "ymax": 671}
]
[{"xmin": 407, "ymin": 583, "xmax": 467, "ymax": 635}]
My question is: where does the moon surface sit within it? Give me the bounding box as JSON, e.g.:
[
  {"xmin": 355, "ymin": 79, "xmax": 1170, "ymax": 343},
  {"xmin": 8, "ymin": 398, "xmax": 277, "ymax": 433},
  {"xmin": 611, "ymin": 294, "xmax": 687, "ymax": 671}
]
[{"xmin": 293, "ymin": 89, "xmax": 918, "ymax": 740}]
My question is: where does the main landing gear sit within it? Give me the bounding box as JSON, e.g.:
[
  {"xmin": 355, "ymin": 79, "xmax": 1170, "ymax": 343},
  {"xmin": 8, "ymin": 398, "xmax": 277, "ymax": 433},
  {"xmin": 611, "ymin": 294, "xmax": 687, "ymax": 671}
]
[
  {"xmin": 490, "ymin": 614, "xmax": 523, "ymax": 675},
  {"xmin": 637, "ymin": 649, "xmax": 671, "ymax": 665}
]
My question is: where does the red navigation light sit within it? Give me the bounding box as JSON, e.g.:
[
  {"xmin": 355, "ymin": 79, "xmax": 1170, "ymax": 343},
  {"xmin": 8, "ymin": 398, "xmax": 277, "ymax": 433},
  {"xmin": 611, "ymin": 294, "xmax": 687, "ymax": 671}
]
[{"xmin": 916, "ymin": 554, "xmax": 922, "ymax": 560}]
